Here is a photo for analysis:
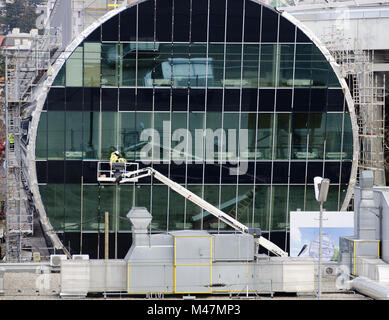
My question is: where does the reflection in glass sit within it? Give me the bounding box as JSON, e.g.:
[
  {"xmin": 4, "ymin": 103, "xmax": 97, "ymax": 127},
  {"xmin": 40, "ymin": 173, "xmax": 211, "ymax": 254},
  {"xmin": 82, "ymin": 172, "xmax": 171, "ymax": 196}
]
[
  {"xmin": 101, "ymin": 43, "xmax": 119, "ymax": 86},
  {"xmin": 83, "ymin": 43, "xmax": 101, "ymax": 87}
]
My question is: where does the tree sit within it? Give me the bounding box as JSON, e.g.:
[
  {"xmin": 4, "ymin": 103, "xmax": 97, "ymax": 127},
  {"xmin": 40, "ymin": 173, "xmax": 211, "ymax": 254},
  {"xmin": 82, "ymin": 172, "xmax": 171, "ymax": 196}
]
[{"xmin": 0, "ymin": 0, "xmax": 41, "ymax": 33}]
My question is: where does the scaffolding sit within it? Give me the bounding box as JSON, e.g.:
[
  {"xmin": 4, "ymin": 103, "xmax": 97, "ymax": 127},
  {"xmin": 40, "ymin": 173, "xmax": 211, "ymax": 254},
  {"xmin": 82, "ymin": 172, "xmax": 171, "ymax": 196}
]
[
  {"xmin": 4, "ymin": 28, "xmax": 62, "ymax": 262},
  {"xmin": 321, "ymin": 26, "xmax": 386, "ymax": 186}
]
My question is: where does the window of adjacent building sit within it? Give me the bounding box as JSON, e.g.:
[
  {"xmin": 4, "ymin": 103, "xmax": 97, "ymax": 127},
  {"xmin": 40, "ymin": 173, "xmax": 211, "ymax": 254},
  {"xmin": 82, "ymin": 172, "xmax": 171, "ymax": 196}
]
[
  {"xmin": 66, "ymin": 46, "xmax": 83, "ymax": 87},
  {"xmin": 83, "ymin": 43, "xmax": 101, "ymax": 87}
]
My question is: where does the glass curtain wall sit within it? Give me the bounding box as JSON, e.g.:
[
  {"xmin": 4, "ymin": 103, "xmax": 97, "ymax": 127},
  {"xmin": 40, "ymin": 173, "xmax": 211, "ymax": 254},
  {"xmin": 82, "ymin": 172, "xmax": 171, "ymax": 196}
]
[{"xmin": 35, "ymin": 0, "xmax": 354, "ymax": 256}]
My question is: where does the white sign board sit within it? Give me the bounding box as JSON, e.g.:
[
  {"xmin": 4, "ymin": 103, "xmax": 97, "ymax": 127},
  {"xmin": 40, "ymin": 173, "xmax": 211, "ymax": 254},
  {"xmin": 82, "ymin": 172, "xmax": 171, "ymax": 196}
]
[{"xmin": 290, "ymin": 211, "xmax": 354, "ymax": 261}]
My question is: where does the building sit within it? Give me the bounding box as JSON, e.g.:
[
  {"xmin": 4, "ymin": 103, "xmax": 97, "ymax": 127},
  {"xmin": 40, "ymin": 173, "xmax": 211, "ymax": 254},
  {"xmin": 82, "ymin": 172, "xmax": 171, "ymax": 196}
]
[{"xmin": 29, "ymin": 0, "xmax": 357, "ymax": 258}]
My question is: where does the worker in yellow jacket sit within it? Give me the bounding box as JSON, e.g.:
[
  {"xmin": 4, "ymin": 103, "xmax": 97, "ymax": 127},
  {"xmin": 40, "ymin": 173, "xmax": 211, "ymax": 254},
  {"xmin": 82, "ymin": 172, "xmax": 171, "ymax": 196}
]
[
  {"xmin": 8, "ymin": 133, "xmax": 14, "ymax": 151},
  {"xmin": 110, "ymin": 151, "xmax": 126, "ymax": 180}
]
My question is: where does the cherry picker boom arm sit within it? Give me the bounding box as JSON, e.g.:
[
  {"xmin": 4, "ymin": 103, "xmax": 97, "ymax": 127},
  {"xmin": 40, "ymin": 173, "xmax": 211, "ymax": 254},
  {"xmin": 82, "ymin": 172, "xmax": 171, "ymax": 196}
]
[{"xmin": 104, "ymin": 166, "xmax": 287, "ymax": 257}]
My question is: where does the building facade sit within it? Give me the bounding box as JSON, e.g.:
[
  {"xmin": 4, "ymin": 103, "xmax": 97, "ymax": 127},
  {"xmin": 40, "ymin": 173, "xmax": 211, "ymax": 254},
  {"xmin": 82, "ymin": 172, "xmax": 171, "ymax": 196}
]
[{"xmin": 31, "ymin": 0, "xmax": 357, "ymax": 258}]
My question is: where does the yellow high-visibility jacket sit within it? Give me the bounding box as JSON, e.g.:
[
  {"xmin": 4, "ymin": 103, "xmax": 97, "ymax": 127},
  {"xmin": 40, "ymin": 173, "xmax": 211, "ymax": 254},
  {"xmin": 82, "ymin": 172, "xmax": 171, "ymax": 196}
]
[
  {"xmin": 110, "ymin": 153, "xmax": 119, "ymax": 163},
  {"xmin": 8, "ymin": 134, "xmax": 14, "ymax": 144}
]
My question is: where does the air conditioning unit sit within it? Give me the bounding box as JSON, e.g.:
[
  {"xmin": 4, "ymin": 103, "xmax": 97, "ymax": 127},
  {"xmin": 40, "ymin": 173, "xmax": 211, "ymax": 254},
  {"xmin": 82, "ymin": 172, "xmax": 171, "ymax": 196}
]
[
  {"xmin": 50, "ymin": 254, "xmax": 67, "ymax": 268},
  {"xmin": 72, "ymin": 254, "xmax": 89, "ymax": 261},
  {"xmin": 323, "ymin": 265, "xmax": 337, "ymax": 276}
]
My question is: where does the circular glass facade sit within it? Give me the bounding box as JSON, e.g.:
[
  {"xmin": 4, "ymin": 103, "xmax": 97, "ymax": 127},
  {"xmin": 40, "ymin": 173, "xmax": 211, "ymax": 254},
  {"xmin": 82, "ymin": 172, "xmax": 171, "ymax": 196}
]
[{"xmin": 35, "ymin": 0, "xmax": 354, "ymax": 258}]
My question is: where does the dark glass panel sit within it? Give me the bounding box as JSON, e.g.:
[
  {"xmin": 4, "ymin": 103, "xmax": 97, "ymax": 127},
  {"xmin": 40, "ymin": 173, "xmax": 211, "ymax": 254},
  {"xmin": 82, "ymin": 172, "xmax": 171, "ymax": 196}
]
[
  {"xmin": 186, "ymin": 164, "xmax": 204, "ymax": 183},
  {"xmin": 172, "ymin": 88, "xmax": 188, "ymax": 111},
  {"xmin": 36, "ymin": 161, "xmax": 47, "ymax": 183},
  {"xmin": 224, "ymin": 89, "xmax": 240, "ymax": 112},
  {"xmin": 207, "ymin": 89, "xmax": 223, "ymax": 112},
  {"xmin": 327, "ymin": 89, "xmax": 345, "ymax": 112},
  {"xmin": 310, "ymin": 88, "xmax": 327, "ymax": 112},
  {"xmin": 293, "ymin": 88, "xmax": 310, "ymax": 112},
  {"xmin": 83, "ymin": 88, "xmax": 100, "ymax": 112},
  {"xmin": 221, "ymin": 164, "xmax": 239, "ymax": 184},
  {"xmin": 64, "ymin": 161, "xmax": 83, "ymax": 184},
  {"xmin": 120, "ymin": 8, "xmax": 137, "ymax": 41},
  {"xmin": 291, "ymin": 113, "xmax": 308, "ymax": 159},
  {"xmin": 226, "ymin": 0, "xmax": 243, "ymax": 42},
  {"xmin": 82, "ymin": 161, "xmax": 98, "ymax": 183},
  {"xmin": 241, "ymin": 89, "xmax": 257, "ymax": 112},
  {"xmin": 65, "ymin": 88, "xmax": 83, "ymax": 111},
  {"xmin": 296, "ymin": 28, "xmax": 310, "ymax": 43},
  {"xmin": 341, "ymin": 161, "xmax": 352, "ymax": 184},
  {"xmin": 278, "ymin": 17, "xmax": 295, "ymax": 43},
  {"xmin": 173, "ymin": 0, "xmax": 190, "ymax": 42},
  {"xmin": 102, "ymin": 14, "xmax": 119, "ymax": 41},
  {"xmin": 209, "ymin": 0, "xmax": 226, "ymax": 42},
  {"xmin": 261, "ymin": 7, "xmax": 278, "ymax": 42},
  {"xmin": 258, "ymin": 89, "xmax": 274, "ymax": 111},
  {"xmin": 275, "ymin": 113, "xmax": 290, "ymax": 160},
  {"xmin": 255, "ymin": 162, "xmax": 272, "ymax": 184},
  {"xmin": 136, "ymin": 88, "xmax": 153, "ymax": 111},
  {"xmin": 238, "ymin": 161, "xmax": 255, "ymax": 184},
  {"xmin": 147, "ymin": 164, "xmax": 166, "ymax": 184},
  {"xmin": 156, "ymin": 0, "xmax": 172, "ymax": 41},
  {"xmin": 83, "ymin": 112, "xmax": 99, "ymax": 160},
  {"xmin": 272, "ymin": 162, "xmax": 289, "ymax": 184},
  {"xmin": 101, "ymin": 88, "xmax": 118, "ymax": 111},
  {"xmin": 324, "ymin": 161, "xmax": 340, "ymax": 184},
  {"xmin": 48, "ymin": 88, "xmax": 65, "ymax": 111},
  {"xmin": 138, "ymin": 0, "xmax": 155, "ymax": 41},
  {"xmin": 119, "ymin": 88, "xmax": 135, "ymax": 111},
  {"xmin": 170, "ymin": 163, "xmax": 187, "ymax": 183},
  {"xmin": 306, "ymin": 161, "xmax": 324, "ymax": 184},
  {"xmin": 243, "ymin": 0, "xmax": 261, "ymax": 42},
  {"xmin": 154, "ymin": 88, "xmax": 170, "ymax": 111},
  {"xmin": 189, "ymin": 89, "xmax": 205, "ymax": 111},
  {"xmin": 290, "ymin": 162, "xmax": 306, "ymax": 184},
  {"xmin": 191, "ymin": 0, "xmax": 208, "ymax": 42},
  {"xmin": 204, "ymin": 164, "xmax": 221, "ymax": 184},
  {"xmin": 276, "ymin": 89, "xmax": 292, "ymax": 112},
  {"xmin": 48, "ymin": 160, "xmax": 65, "ymax": 183},
  {"xmin": 85, "ymin": 26, "xmax": 101, "ymax": 42}
]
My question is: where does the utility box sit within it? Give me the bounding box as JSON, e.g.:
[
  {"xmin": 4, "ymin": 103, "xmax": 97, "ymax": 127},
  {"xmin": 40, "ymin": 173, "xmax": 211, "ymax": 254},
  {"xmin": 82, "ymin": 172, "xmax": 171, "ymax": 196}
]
[
  {"xmin": 256, "ymin": 257, "xmax": 315, "ymax": 293},
  {"xmin": 173, "ymin": 231, "xmax": 212, "ymax": 294},
  {"xmin": 339, "ymin": 237, "xmax": 381, "ymax": 275}
]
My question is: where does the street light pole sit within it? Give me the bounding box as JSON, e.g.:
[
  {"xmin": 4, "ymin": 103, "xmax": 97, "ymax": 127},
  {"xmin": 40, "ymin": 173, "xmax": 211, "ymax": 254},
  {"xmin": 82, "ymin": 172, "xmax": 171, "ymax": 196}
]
[
  {"xmin": 318, "ymin": 201, "xmax": 323, "ymax": 300},
  {"xmin": 313, "ymin": 176, "xmax": 330, "ymax": 300}
]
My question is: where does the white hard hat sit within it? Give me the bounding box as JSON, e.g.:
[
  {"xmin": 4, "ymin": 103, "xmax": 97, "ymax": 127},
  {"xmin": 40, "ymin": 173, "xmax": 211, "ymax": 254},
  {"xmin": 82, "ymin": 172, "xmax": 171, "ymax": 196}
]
[{"xmin": 114, "ymin": 150, "xmax": 120, "ymax": 155}]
